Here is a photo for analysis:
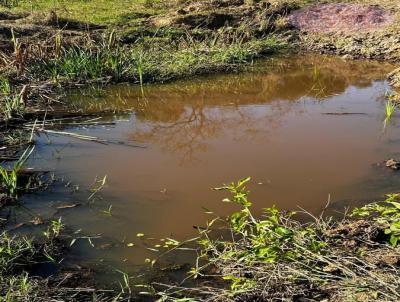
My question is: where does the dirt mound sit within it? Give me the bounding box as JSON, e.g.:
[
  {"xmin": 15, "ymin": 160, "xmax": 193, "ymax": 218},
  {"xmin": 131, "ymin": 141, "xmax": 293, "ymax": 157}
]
[
  {"xmin": 289, "ymin": 3, "xmax": 395, "ymax": 34},
  {"xmin": 389, "ymin": 67, "xmax": 400, "ymax": 88},
  {"xmin": 151, "ymin": 0, "xmax": 298, "ymax": 33}
]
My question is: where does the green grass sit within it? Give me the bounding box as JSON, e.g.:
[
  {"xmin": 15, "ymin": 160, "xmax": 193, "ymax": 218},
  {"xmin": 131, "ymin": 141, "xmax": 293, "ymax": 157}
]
[
  {"xmin": 383, "ymin": 93, "xmax": 398, "ymax": 128},
  {"xmin": 0, "ymin": 232, "xmax": 35, "ymax": 274},
  {"xmin": 385, "ymin": 98, "xmax": 396, "ymax": 119},
  {"xmin": 5, "ymin": 0, "xmax": 166, "ymax": 25},
  {"xmin": 0, "ymin": 146, "xmax": 34, "ymax": 198},
  {"xmin": 0, "ymin": 223, "xmax": 106, "ymax": 301},
  {"xmin": 0, "ymin": 77, "xmax": 24, "ymax": 121},
  {"xmin": 1, "ymin": 95, "xmax": 23, "ymax": 120},
  {"xmin": 25, "ymin": 34, "xmax": 284, "ymax": 85}
]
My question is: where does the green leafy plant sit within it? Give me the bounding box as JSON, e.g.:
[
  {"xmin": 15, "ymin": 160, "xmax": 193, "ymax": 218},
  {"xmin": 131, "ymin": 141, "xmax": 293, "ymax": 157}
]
[
  {"xmin": 154, "ymin": 180, "xmax": 400, "ymax": 301},
  {"xmin": 153, "ymin": 179, "xmax": 360, "ymax": 301},
  {"xmin": 352, "ymin": 193, "xmax": 400, "ymax": 246},
  {"xmin": 212, "ymin": 177, "xmax": 326, "ymax": 264}
]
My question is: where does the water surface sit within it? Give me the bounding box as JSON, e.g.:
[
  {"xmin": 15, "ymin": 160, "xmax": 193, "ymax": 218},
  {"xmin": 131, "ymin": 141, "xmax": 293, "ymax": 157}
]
[{"xmin": 15, "ymin": 55, "xmax": 400, "ymax": 276}]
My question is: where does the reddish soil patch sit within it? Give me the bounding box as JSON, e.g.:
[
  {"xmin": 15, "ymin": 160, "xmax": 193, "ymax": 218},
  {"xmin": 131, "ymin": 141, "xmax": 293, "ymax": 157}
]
[{"xmin": 289, "ymin": 3, "xmax": 395, "ymax": 34}]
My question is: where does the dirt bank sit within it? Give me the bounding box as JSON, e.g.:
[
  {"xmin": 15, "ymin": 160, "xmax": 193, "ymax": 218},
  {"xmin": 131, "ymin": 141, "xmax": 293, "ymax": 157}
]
[
  {"xmin": 146, "ymin": 0, "xmax": 400, "ymax": 87},
  {"xmin": 285, "ymin": 2, "xmax": 400, "ymax": 86}
]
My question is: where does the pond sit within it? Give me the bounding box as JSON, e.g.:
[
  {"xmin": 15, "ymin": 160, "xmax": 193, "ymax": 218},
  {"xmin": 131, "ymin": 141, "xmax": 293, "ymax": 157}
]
[{"xmin": 11, "ymin": 54, "xmax": 400, "ymax": 282}]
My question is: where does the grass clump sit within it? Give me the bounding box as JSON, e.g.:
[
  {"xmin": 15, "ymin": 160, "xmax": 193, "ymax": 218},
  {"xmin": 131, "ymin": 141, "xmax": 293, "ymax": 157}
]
[
  {"xmin": 0, "ymin": 77, "xmax": 25, "ymax": 122},
  {"xmin": 0, "ymin": 232, "xmax": 37, "ymax": 275},
  {"xmin": 385, "ymin": 97, "xmax": 396, "ymax": 119},
  {"xmin": 0, "ymin": 219, "xmax": 61, "ymax": 301},
  {"xmin": 0, "ymin": 146, "xmax": 34, "ymax": 200},
  {"xmin": 1, "ymin": 95, "xmax": 24, "ymax": 121},
  {"xmin": 0, "ymin": 218, "xmax": 126, "ymax": 301},
  {"xmin": 151, "ymin": 178, "xmax": 400, "ymax": 302},
  {"xmin": 21, "ymin": 33, "xmax": 284, "ymax": 86},
  {"xmin": 383, "ymin": 93, "xmax": 398, "ymax": 128}
]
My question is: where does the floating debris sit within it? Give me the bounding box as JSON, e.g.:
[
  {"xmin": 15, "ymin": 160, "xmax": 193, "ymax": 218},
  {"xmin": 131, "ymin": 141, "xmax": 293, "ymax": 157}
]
[
  {"xmin": 385, "ymin": 158, "xmax": 400, "ymax": 170},
  {"xmin": 322, "ymin": 112, "xmax": 367, "ymax": 115},
  {"xmin": 56, "ymin": 204, "xmax": 80, "ymax": 209}
]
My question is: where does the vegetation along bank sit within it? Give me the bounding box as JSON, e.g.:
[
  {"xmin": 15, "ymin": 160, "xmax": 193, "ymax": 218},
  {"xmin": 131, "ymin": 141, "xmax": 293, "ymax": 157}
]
[{"xmin": 0, "ymin": 0, "xmax": 400, "ymax": 301}]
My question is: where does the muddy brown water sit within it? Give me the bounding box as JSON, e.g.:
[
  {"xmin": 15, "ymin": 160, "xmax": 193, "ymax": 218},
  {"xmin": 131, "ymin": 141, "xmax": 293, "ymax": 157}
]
[{"xmin": 12, "ymin": 55, "xmax": 400, "ymax": 281}]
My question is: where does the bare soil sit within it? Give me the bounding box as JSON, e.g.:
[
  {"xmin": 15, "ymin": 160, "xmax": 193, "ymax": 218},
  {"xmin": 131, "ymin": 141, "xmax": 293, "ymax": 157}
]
[
  {"xmin": 150, "ymin": 0, "xmax": 298, "ymax": 34},
  {"xmin": 289, "ymin": 3, "xmax": 395, "ymax": 34},
  {"xmin": 0, "ymin": 11, "xmax": 102, "ymax": 51}
]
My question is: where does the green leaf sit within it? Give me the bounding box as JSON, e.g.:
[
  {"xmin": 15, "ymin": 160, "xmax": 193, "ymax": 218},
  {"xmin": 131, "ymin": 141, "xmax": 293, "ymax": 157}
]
[
  {"xmin": 237, "ymin": 177, "xmax": 251, "ymax": 188},
  {"xmin": 389, "ymin": 201, "xmax": 400, "ymax": 210},
  {"xmin": 275, "ymin": 226, "xmax": 292, "ymax": 237},
  {"xmin": 390, "ymin": 234, "xmax": 399, "ymax": 247}
]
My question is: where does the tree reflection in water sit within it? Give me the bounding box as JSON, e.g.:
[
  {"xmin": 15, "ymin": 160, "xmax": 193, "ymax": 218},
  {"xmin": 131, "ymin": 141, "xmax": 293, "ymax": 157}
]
[{"xmin": 66, "ymin": 54, "xmax": 394, "ymax": 163}]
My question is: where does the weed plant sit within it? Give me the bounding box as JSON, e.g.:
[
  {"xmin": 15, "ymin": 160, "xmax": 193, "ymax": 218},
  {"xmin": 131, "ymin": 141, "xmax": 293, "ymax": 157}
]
[
  {"xmin": 151, "ymin": 178, "xmax": 400, "ymax": 301},
  {"xmin": 0, "ymin": 146, "xmax": 34, "ymax": 198}
]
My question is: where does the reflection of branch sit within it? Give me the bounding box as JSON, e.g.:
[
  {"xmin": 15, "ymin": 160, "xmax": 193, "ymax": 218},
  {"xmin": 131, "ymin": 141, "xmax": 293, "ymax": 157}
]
[
  {"xmin": 130, "ymin": 100, "xmax": 296, "ymax": 165},
  {"xmin": 158, "ymin": 106, "xmax": 201, "ymax": 129},
  {"xmin": 142, "ymin": 102, "xmax": 214, "ymax": 163}
]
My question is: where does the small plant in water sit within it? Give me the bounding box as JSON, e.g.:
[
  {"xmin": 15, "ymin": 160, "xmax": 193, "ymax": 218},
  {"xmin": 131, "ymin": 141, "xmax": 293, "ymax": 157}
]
[
  {"xmin": 0, "ymin": 146, "xmax": 34, "ymax": 198},
  {"xmin": 100, "ymin": 204, "xmax": 113, "ymax": 216},
  {"xmin": 383, "ymin": 93, "xmax": 398, "ymax": 129},
  {"xmin": 43, "ymin": 217, "xmax": 64, "ymax": 240},
  {"xmin": 116, "ymin": 269, "xmax": 132, "ymax": 298},
  {"xmin": 385, "ymin": 98, "xmax": 396, "ymax": 119}
]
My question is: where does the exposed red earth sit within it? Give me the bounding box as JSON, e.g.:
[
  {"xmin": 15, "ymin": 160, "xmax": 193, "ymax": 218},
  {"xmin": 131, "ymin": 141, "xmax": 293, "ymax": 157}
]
[{"xmin": 289, "ymin": 3, "xmax": 395, "ymax": 33}]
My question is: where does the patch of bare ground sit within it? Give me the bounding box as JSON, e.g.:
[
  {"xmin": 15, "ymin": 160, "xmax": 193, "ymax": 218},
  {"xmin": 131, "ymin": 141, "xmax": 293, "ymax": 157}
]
[
  {"xmin": 299, "ymin": 31, "xmax": 400, "ymax": 61},
  {"xmin": 0, "ymin": 11, "xmax": 102, "ymax": 51},
  {"xmin": 389, "ymin": 67, "xmax": 400, "ymax": 88},
  {"xmin": 288, "ymin": 2, "xmax": 400, "ymax": 73},
  {"xmin": 150, "ymin": 0, "xmax": 298, "ymax": 35},
  {"xmin": 289, "ymin": 3, "xmax": 395, "ymax": 34}
]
